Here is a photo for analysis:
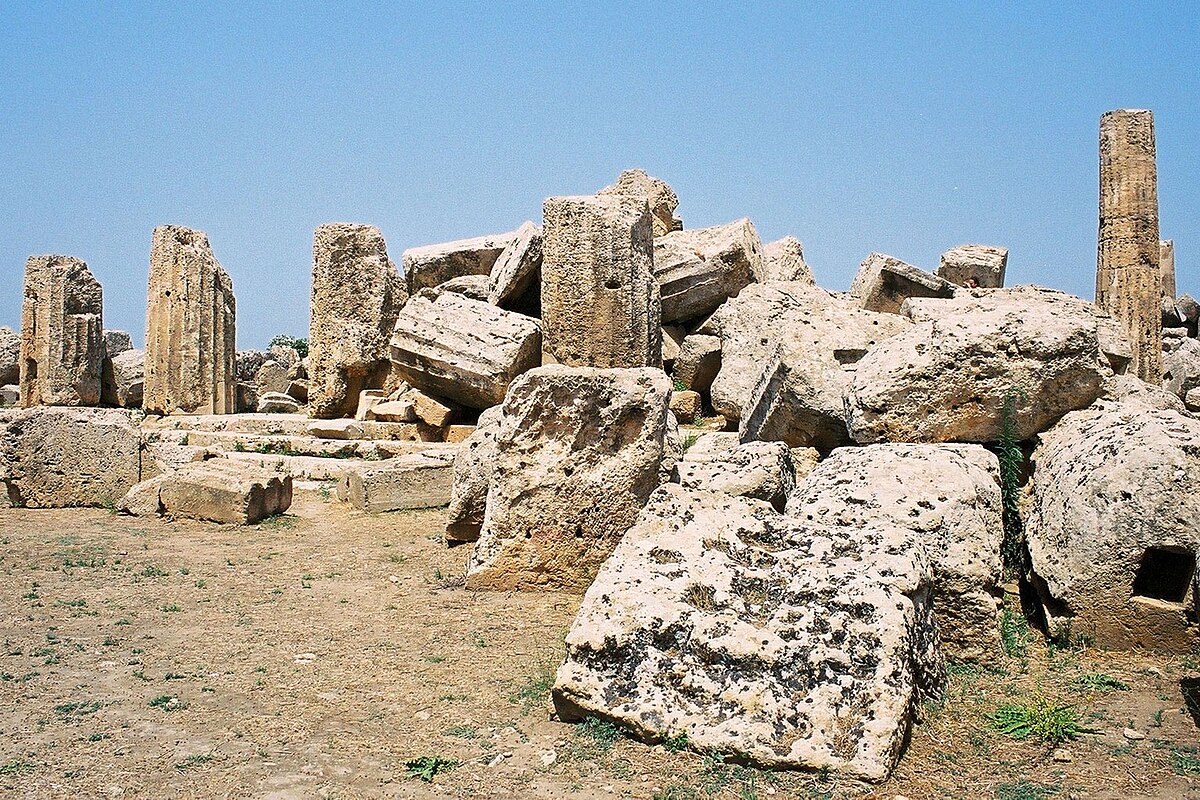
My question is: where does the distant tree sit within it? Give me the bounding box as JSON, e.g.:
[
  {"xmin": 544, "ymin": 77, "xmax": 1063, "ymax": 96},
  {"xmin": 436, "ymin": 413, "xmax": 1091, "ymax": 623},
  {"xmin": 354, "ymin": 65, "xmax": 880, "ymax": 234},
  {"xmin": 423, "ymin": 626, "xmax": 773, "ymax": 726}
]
[{"xmin": 268, "ymin": 334, "xmax": 308, "ymax": 359}]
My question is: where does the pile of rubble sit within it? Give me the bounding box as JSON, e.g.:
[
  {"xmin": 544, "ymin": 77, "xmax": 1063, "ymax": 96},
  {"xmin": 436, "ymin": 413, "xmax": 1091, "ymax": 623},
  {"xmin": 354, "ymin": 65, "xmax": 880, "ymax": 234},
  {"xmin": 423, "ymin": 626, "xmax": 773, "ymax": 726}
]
[{"xmin": 1, "ymin": 110, "xmax": 1197, "ymax": 783}]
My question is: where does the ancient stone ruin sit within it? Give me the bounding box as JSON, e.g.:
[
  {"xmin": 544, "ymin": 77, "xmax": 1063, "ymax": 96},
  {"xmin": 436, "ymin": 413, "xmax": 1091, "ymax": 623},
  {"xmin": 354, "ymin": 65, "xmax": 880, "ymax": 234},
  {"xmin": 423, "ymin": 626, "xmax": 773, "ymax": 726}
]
[{"xmin": 1, "ymin": 109, "xmax": 1196, "ymax": 784}]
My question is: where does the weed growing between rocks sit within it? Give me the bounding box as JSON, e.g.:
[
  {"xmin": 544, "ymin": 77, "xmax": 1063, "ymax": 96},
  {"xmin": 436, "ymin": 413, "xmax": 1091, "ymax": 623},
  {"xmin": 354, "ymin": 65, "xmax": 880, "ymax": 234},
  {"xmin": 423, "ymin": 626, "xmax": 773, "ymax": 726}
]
[
  {"xmin": 991, "ymin": 693, "xmax": 1088, "ymax": 745},
  {"xmin": 994, "ymin": 386, "xmax": 1028, "ymax": 578}
]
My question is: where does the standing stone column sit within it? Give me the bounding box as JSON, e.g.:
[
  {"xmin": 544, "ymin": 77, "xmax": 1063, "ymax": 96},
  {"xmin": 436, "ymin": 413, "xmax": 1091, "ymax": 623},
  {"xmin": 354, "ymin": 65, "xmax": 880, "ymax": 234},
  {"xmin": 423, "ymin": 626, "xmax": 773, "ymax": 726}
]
[
  {"xmin": 308, "ymin": 224, "xmax": 406, "ymax": 419},
  {"xmin": 19, "ymin": 255, "xmax": 104, "ymax": 406},
  {"xmin": 1160, "ymin": 239, "xmax": 1176, "ymax": 299},
  {"xmin": 1097, "ymin": 109, "xmax": 1162, "ymax": 383},
  {"xmin": 541, "ymin": 195, "xmax": 661, "ymax": 368},
  {"xmin": 143, "ymin": 226, "xmax": 236, "ymax": 415}
]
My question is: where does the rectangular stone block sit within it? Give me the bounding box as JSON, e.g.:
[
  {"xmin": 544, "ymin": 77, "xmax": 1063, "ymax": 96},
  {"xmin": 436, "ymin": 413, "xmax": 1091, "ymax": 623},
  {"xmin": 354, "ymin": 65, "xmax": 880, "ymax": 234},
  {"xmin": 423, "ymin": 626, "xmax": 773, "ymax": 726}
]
[
  {"xmin": 849, "ymin": 253, "xmax": 955, "ymax": 315},
  {"xmin": 157, "ymin": 460, "xmax": 292, "ymax": 524},
  {"xmin": 19, "ymin": 255, "xmax": 104, "ymax": 407},
  {"xmin": 540, "ymin": 195, "xmax": 661, "ymax": 368},
  {"xmin": 337, "ymin": 451, "xmax": 456, "ymax": 512},
  {"xmin": 937, "ymin": 245, "xmax": 1008, "ymax": 289},
  {"xmin": 487, "ymin": 221, "xmax": 543, "ymax": 309},
  {"xmin": 403, "ymin": 229, "xmax": 519, "ymax": 294},
  {"xmin": 1160, "ymin": 239, "xmax": 1176, "ymax": 299},
  {"xmin": 388, "ymin": 291, "xmax": 541, "ymax": 409},
  {"xmin": 652, "ymin": 219, "xmax": 762, "ymax": 323}
]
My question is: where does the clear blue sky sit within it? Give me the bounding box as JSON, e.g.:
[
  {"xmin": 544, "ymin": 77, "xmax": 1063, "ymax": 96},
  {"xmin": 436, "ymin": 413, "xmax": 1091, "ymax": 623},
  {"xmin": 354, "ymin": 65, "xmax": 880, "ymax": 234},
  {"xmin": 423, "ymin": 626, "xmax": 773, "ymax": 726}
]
[{"xmin": 2, "ymin": 2, "xmax": 1196, "ymax": 349}]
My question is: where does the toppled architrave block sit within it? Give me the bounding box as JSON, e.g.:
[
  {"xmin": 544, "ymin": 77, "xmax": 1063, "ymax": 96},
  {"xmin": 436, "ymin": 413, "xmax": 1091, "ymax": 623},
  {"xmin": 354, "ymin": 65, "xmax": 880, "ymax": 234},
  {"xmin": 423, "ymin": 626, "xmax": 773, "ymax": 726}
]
[
  {"xmin": 1097, "ymin": 110, "xmax": 1162, "ymax": 383},
  {"xmin": 786, "ymin": 444, "xmax": 1005, "ymax": 665},
  {"xmin": 710, "ymin": 283, "xmax": 910, "ymax": 424},
  {"xmin": 151, "ymin": 460, "xmax": 292, "ymax": 524},
  {"xmin": 466, "ymin": 366, "xmax": 671, "ymax": 592},
  {"xmin": 101, "ymin": 349, "xmax": 145, "ymax": 408},
  {"xmin": 673, "ymin": 439, "xmax": 796, "ymax": 511},
  {"xmin": 143, "ymin": 227, "xmax": 236, "ymax": 415},
  {"xmin": 445, "ymin": 405, "xmax": 503, "ymax": 543},
  {"xmin": 308, "ymin": 223, "xmax": 405, "ymax": 418},
  {"xmin": 653, "ymin": 220, "xmax": 762, "ymax": 324},
  {"xmin": 849, "ymin": 253, "xmax": 955, "ymax": 315},
  {"xmin": 552, "ymin": 484, "xmax": 943, "ymax": 782},
  {"xmin": 673, "ymin": 334, "xmax": 721, "ymax": 393},
  {"xmin": 19, "ymin": 255, "xmax": 104, "ymax": 407},
  {"xmin": 1026, "ymin": 399, "xmax": 1200, "ymax": 652},
  {"xmin": 337, "ymin": 450, "xmax": 456, "ymax": 512},
  {"xmin": 403, "ymin": 229, "xmax": 520, "ymax": 294},
  {"xmin": 661, "ymin": 325, "xmax": 684, "ymax": 367},
  {"xmin": 389, "ymin": 291, "xmax": 541, "ymax": 410},
  {"xmin": 759, "ymin": 236, "xmax": 815, "ymax": 284},
  {"xmin": 540, "ymin": 195, "xmax": 661, "ymax": 368},
  {"xmin": 597, "ymin": 168, "xmax": 682, "ymax": 237},
  {"xmin": 937, "ymin": 245, "xmax": 1008, "ymax": 289},
  {"xmin": 487, "ymin": 221, "xmax": 543, "ymax": 309},
  {"xmin": 848, "ymin": 287, "xmax": 1123, "ymax": 444},
  {"xmin": 367, "ymin": 398, "xmax": 416, "ymax": 422},
  {"xmin": 0, "ymin": 407, "xmax": 147, "ymax": 507}
]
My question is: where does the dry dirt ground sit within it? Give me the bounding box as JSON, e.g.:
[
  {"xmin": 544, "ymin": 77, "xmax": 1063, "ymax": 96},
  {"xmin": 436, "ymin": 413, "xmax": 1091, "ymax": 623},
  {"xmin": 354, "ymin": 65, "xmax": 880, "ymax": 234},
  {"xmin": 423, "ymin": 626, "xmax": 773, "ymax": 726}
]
[{"xmin": 1, "ymin": 493, "xmax": 1198, "ymax": 799}]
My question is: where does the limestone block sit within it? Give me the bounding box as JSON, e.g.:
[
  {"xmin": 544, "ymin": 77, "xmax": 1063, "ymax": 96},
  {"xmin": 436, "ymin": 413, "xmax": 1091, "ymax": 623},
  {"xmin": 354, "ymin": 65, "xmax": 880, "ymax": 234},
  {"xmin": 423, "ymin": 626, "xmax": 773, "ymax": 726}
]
[
  {"xmin": 403, "ymin": 229, "xmax": 519, "ymax": 294},
  {"xmin": 254, "ymin": 360, "xmax": 291, "ymax": 396},
  {"xmin": 287, "ymin": 379, "xmax": 308, "ymax": 403},
  {"xmin": 0, "ymin": 407, "xmax": 146, "ymax": 507},
  {"xmin": 236, "ymin": 350, "xmax": 268, "ymax": 382},
  {"xmin": 389, "ymin": 290, "xmax": 541, "ymax": 410},
  {"xmin": 661, "ymin": 325, "xmax": 684, "ymax": 366},
  {"xmin": 118, "ymin": 475, "xmax": 165, "ymax": 517},
  {"xmin": 257, "ymin": 392, "xmax": 300, "ymax": 414},
  {"xmin": 1160, "ymin": 239, "xmax": 1176, "ymax": 299},
  {"xmin": 103, "ymin": 330, "xmax": 133, "ymax": 358},
  {"xmin": 668, "ymin": 390, "xmax": 701, "ymax": 423},
  {"xmin": 354, "ymin": 389, "xmax": 387, "ymax": 421},
  {"xmin": 759, "ymin": 236, "xmax": 815, "ymax": 284},
  {"xmin": 1162, "ymin": 335, "xmax": 1200, "ymax": 399},
  {"xmin": 540, "ymin": 195, "xmax": 661, "ymax": 369},
  {"xmin": 435, "ymin": 274, "xmax": 491, "ymax": 301},
  {"xmin": 338, "ymin": 450, "xmax": 456, "ymax": 513},
  {"xmin": 306, "ymin": 419, "xmax": 365, "ymax": 440},
  {"xmin": 673, "ymin": 334, "xmax": 721, "ymax": 393},
  {"xmin": 1026, "ymin": 400, "xmax": 1200, "ymax": 652},
  {"xmin": 849, "ymin": 252, "xmax": 955, "ymax": 315},
  {"xmin": 308, "ymin": 223, "xmax": 405, "ymax": 419},
  {"xmin": 937, "ymin": 245, "xmax": 1008, "ymax": 289},
  {"xmin": 552, "ymin": 484, "xmax": 943, "ymax": 782},
  {"xmin": 597, "ymin": 168, "xmax": 682, "ymax": 237},
  {"xmin": 367, "ymin": 398, "xmax": 416, "ymax": 423},
  {"xmin": 466, "ymin": 366, "xmax": 672, "ymax": 592},
  {"xmin": 143, "ymin": 227, "xmax": 236, "ymax": 415},
  {"xmin": 0, "ymin": 386, "xmax": 19, "ymax": 407},
  {"xmin": 101, "ymin": 349, "xmax": 145, "ymax": 409},
  {"xmin": 487, "ymin": 221, "xmax": 543, "ymax": 308},
  {"xmin": 1097, "ymin": 109, "xmax": 1162, "ymax": 383},
  {"xmin": 408, "ymin": 389, "xmax": 456, "ymax": 428},
  {"xmin": 19, "ymin": 255, "xmax": 104, "ymax": 407},
  {"xmin": 786, "ymin": 444, "xmax": 1005, "ymax": 664},
  {"xmin": 653, "ymin": 219, "xmax": 762, "ymax": 323},
  {"xmin": 445, "ymin": 405, "xmax": 503, "ymax": 543},
  {"xmin": 673, "ymin": 439, "xmax": 795, "ymax": 511},
  {"xmin": 235, "ymin": 383, "xmax": 258, "ymax": 414},
  {"xmin": 0, "ymin": 326, "xmax": 19, "ymax": 385},
  {"xmin": 848, "ymin": 287, "xmax": 1117, "ymax": 444},
  {"xmin": 1185, "ymin": 387, "xmax": 1200, "ymax": 412},
  {"xmin": 157, "ymin": 460, "xmax": 292, "ymax": 524},
  {"xmin": 710, "ymin": 283, "xmax": 910, "ymax": 424},
  {"xmin": 1177, "ymin": 294, "xmax": 1199, "ymax": 332}
]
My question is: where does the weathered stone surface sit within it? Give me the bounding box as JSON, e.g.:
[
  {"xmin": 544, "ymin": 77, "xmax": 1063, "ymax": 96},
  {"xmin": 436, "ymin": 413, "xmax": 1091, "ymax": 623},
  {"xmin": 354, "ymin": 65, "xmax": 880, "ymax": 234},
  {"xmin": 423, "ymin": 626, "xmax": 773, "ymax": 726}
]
[
  {"xmin": 661, "ymin": 325, "xmax": 684, "ymax": 367},
  {"xmin": 0, "ymin": 326, "xmax": 19, "ymax": 386},
  {"xmin": 407, "ymin": 388, "xmax": 456, "ymax": 428},
  {"xmin": 937, "ymin": 245, "xmax": 1008, "ymax": 289},
  {"xmin": 711, "ymin": 283, "xmax": 910, "ymax": 424},
  {"xmin": 101, "ymin": 348, "xmax": 145, "ymax": 408},
  {"xmin": 287, "ymin": 379, "xmax": 308, "ymax": 403},
  {"xmin": 674, "ymin": 439, "xmax": 795, "ymax": 511},
  {"xmin": 435, "ymin": 274, "xmax": 491, "ymax": 301},
  {"xmin": 1163, "ymin": 296, "xmax": 1183, "ymax": 329},
  {"xmin": 466, "ymin": 366, "xmax": 671, "ymax": 592},
  {"xmin": 1160, "ymin": 239, "xmax": 1176, "ymax": 299},
  {"xmin": 0, "ymin": 407, "xmax": 146, "ymax": 507},
  {"xmin": 235, "ymin": 382, "xmax": 258, "ymax": 414},
  {"xmin": 848, "ymin": 287, "xmax": 1119, "ymax": 443},
  {"xmin": 236, "ymin": 350, "xmax": 268, "ymax": 382},
  {"xmin": 653, "ymin": 220, "xmax": 762, "ymax": 323},
  {"xmin": 1163, "ymin": 334, "xmax": 1200, "ymax": 400},
  {"xmin": 367, "ymin": 398, "xmax": 416, "ymax": 423},
  {"xmin": 143, "ymin": 227, "xmax": 236, "ymax": 415},
  {"xmin": 1026, "ymin": 400, "xmax": 1200, "ymax": 651},
  {"xmin": 759, "ymin": 236, "xmax": 815, "ymax": 284},
  {"xmin": 403, "ymin": 229, "xmax": 519, "ymax": 294},
  {"xmin": 597, "ymin": 168, "xmax": 682, "ymax": 237},
  {"xmin": 0, "ymin": 386, "xmax": 19, "ymax": 407},
  {"xmin": 786, "ymin": 444, "xmax": 1004, "ymax": 664},
  {"xmin": 306, "ymin": 419, "xmax": 365, "ymax": 440},
  {"xmin": 118, "ymin": 475, "xmax": 165, "ymax": 516},
  {"xmin": 155, "ymin": 460, "xmax": 292, "ymax": 524},
  {"xmin": 849, "ymin": 252, "xmax": 955, "ymax": 315},
  {"xmin": 389, "ymin": 291, "xmax": 541, "ymax": 410},
  {"xmin": 668, "ymin": 389, "xmax": 701, "ymax": 423},
  {"xmin": 1097, "ymin": 109, "xmax": 1162, "ymax": 383},
  {"xmin": 541, "ymin": 195, "xmax": 661, "ymax": 369},
  {"xmin": 673, "ymin": 334, "xmax": 721, "ymax": 393},
  {"xmin": 552, "ymin": 484, "xmax": 943, "ymax": 782},
  {"xmin": 1178, "ymin": 294, "xmax": 1199, "ymax": 335},
  {"xmin": 337, "ymin": 450, "xmax": 456, "ymax": 512},
  {"xmin": 254, "ymin": 360, "xmax": 291, "ymax": 396},
  {"xmin": 257, "ymin": 392, "xmax": 300, "ymax": 414},
  {"xmin": 1100, "ymin": 373, "xmax": 1188, "ymax": 414},
  {"xmin": 1185, "ymin": 388, "xmax": 1200, "ymax": 412},
  {"xmin": 487, "ymin": 221, "xmax": 543, "ymax": 308},
  {"xmin": 446, "ymin": 405, "xmax": 503, "ymax": 543},
  {"xmin": 103, "ymin": 330, "xmax": 133, "ymax": 358},
  {"xmin": 20, "ymin": 255, "xmax": 104, "ymax": 407},
  {"xmin": 308, "ymin": 223, "xmax": 405, "ymax": 419}
]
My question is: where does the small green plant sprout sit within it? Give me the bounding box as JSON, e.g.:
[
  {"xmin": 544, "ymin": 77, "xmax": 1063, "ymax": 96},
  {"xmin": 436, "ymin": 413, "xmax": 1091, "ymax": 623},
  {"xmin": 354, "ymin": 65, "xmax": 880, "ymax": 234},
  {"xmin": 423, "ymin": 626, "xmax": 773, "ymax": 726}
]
[
  {"xmin": 404, "ymin": 755, "xmax": 458, "ymax": 782},
  {"xmin": 148, "ymin": 695, "xmax": 189, "ymax": 712},
  {"xmin": 663, "ymin": 730, "xmax": 690, "ymax": 752},
  {"xmin": 577, "ymin": 716, "xmax": 620, "ymax": 752},
  {"xmin": 141, "ymin": 564, "xmax": 168, "ymax": 578},
  {"xmin": 174, "ymin": 752, "xmax": 215, "ymax": 770},
  {"xmin": 268, "ymin": 334, "xmax": 308, "ymax": 358},
  {"xmin": 1000, "ymin": 607, "xmax": 1031, "ymax": 659},
  {"xmin": 991, "ymin": 693, "xmax": 1089, "ymax": 744},
  {"xmin": 0, "ymin": 761, "xmax": 36, "ymax": 775},
  {"xmin": 681, "ymin": 432, "xmax": 701, "ymax": 453},
  {"xmin": 1072, "ymin": 672, "xmax": 1130, "ymax": 692},
  {"xmin": 993, "ymin": 385, "xmax": 1028, "ymax": 577},
  {"xmin": 995, "ymin": 780, "xmax": 1063, "ymax": 800},
  {"xmin": 672, "ymin": 377, "xmax": 688, "ymax": 393},
  {"xmin": 510, "ymin": 662, "xmax": 557, "ymax": 715}
]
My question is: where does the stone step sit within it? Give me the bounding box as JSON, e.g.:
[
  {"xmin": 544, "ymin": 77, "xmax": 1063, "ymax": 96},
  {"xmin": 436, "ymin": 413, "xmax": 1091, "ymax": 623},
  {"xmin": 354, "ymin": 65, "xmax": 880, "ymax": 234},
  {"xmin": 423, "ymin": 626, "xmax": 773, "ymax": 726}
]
[
  {"xmin": 336, "ymin": 451, "xmax": 457, "ymax": 512},
  {"xmin": 216, "ymin": 443, "xmax": 460, "ymax": 483},
  {"xmin": 142, "ymin": 412, "xmax": 476, "ymax": 443}
]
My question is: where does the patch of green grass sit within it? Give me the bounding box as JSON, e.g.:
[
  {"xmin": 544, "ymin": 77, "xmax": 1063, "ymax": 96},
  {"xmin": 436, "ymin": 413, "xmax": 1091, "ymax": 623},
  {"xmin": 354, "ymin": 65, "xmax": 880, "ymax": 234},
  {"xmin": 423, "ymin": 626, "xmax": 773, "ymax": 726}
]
[
  {"xmin": 1173, "ymin": 746, "xmax": 1200, "ymax": 775},
  {"xmin": 141, "ymin": 564, "xmax": 168, "ymax": 578},
  {"xmin": 510, "ymin": 662, "xmax": 557, "ymax": 715},
  {"xmin": 991, "ymin": 694, "xmax": 1088, "ymax": 744},
  {"xmin": 148, "ymin": 695, "xmax": 188, "ymax": 712},
  {"xmin": 576, "ymin": 717, "xmax": 620, "ymax": 752},
  {"xmin": 174, "ymin": 752, "xmax": 214, "ymax": 770},
  {"xmin": 995, "ymin": 780, "xmax": 1061, "ymax": 800},
  {"xmin": 1000, "ymin": 608, "xmax": 1031, "ymax": 659},
  {"xmin": 87, "ymin": 732, "xmax": 112, "ymax": 742},
  {"xmin": 1072, "ymin": 672, "xmax": 1130, "ymax": 692},
  {"xmin": 54, "ymin": 700, "xmax": 102, "ymax": 718},
  {"xmin": 404, "ymin": 755, "xmax": 458, "ymax": 782},
  {"xmin": 443, "ymin": 724, "xmax": 477, "ymax": 739},
  {"xmin": 663, "ymin": 730, "xmax": 690, "ymax": 752},
  {"xmin": 0, "ymin": 760, "xmax": 36, "ymax": 775},
  {"xmin": 161, "ymin": 603, "xmax": 182, "ymax": 613},
  {"xmin": 681, "ymin": 433, "xmax": 701, "ymax": 453}
]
